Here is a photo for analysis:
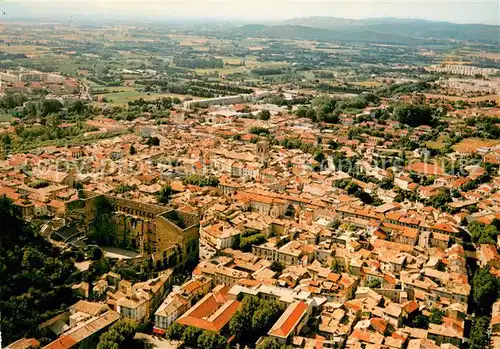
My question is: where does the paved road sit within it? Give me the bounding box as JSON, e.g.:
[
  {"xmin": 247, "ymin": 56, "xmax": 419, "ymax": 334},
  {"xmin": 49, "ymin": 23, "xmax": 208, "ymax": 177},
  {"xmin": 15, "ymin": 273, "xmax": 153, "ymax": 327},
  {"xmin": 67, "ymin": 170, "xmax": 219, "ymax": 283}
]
[{"xmin": 134, "ymin": 333, "xmax": 180, "ymax": 349}]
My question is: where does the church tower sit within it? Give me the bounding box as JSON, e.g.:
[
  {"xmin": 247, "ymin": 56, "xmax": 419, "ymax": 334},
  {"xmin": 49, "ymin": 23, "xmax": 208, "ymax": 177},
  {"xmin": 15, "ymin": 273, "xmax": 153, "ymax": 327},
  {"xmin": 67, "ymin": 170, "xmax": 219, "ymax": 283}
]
[{"xmin": 256, "ymin": 141, "xmax": 269, "ymax": 165}]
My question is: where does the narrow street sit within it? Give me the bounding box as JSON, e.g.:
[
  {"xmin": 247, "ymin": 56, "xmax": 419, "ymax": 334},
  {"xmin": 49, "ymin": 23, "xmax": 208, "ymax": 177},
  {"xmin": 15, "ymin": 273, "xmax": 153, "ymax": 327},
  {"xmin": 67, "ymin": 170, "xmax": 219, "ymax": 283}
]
[{"xmin": 134, "ymin": 333, "xmax": 180, "ymax": 349}]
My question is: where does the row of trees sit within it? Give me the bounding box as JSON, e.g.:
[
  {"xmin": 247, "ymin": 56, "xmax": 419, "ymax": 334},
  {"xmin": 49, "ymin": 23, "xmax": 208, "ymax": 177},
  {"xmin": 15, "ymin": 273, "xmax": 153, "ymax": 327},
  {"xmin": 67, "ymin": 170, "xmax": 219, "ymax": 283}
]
[
  {"xmin": 1, "ymin": 93, "xmax": 90, "ymax": 119},
  {"xmin": 407, "ymin": 308, "xmax": 444, "ymax": 329},
  {"xmin": 229, "ymin": 296, "xmax": 286, "ymax": 345},
  {"xmin": 251, "ymin": 67, "xmax": 284, "ymax": 76},
  {"xmin": 469, "ymin": 266, "xmax": 499, "ymax": 349},
  {"xmin": 295, "ymin": 93, "xmax": 379, "ymax": 124},
  {"xmin": 188, "ymin": 80, "xmax": 253, "ymax": 95},
  {"xmin": 467, "ymin": 220, "xmax": 499, "ymax": 245},
  {"xmin": 280, "ymin": 137, "xmax": 317, "ymax": 154},
  {"xmin": 465, "ymin": 116, "xmax": 500, "ymax": 139},
  {"xmin": 250, "ymin": 126, "xmax": 270, "ymax": 136},
  {"xmin": 392, "ymin": 103, "xmax": 436, "ymax": 127},
  {"xmin": 14, "ymin": 122, "xmax": 96, "ymax": 144},
  {"xmin": 256, "ymin": 337, "xmax": 294, "ymax": 349},
  {"xmin": 232, "ymin": 229, "xmax": 266, "ymax": 252},
  {"xmin": 97, "ymin": 320, "xmax": 138, "ymax": 349},
  {"xmin": 127, "ymin": 96, "xmax": 182, "ymax": 109},
  {"xmin": 166, "ymin": 323, "xmax": 228, "ymax": 349},
  {"xmin": 183, "ymin": 174, "xmax": 220, "ymax": 187},
  {"xmin": 173, "ymin": 57, "xmax": 224, "ymax": 69}
]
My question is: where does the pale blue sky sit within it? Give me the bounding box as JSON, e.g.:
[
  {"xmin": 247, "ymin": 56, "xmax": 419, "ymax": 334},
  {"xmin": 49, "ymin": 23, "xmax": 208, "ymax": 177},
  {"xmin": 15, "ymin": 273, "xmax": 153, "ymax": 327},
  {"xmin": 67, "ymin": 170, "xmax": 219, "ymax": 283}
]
[{"xmin": 3, "ymin": 0, "xmax": 500, "ymax": 25}]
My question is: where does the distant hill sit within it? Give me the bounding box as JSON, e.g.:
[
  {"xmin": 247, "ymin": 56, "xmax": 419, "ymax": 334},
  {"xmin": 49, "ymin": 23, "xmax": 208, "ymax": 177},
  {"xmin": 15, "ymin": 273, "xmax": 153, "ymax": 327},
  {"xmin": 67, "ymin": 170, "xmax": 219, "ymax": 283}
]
[
  {"xmin": 230, "ymin": 17, "xmax": 499, "ymax": 45},
  {"xmin": 280, "ymin": 17, "xmax": 500, "ymax": 44},
  {"xmin": 233, "ymin": 24, "xmax": 412, "ymax": 45}
]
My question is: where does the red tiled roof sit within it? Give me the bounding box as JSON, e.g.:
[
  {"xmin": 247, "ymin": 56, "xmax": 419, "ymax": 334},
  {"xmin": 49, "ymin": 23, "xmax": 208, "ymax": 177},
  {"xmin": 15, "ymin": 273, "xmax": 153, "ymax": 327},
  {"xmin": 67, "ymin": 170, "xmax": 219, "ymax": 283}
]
[
  {"xmin": 176, "ymin": 286, "xmax": 238, "ymax": 332},
  {"xmin": 407, "ymin": 162, "xmax": 445, "ymax": 175},
  {"xmin": 42, "ymin": 336, "xmax": 77, "ymax": 349},
  {"xmin": 269, "ymin": 301, "xmax": 308, "ymax": 338},
  {"xmin": 370, "ymin": 318, "xmax": 388, "ymax": 333},
  {"xmin": 351, "ymin": 329, "xmax": 371, "ymax": 342}
]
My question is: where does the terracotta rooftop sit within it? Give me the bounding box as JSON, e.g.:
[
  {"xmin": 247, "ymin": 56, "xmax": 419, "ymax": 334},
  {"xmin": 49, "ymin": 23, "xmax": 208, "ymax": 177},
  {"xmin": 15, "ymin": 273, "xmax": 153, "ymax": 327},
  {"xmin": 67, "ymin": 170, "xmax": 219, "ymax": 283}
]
[{"xmin": 268, "ymin": 301, "xmax": 309, "ymax": 339}]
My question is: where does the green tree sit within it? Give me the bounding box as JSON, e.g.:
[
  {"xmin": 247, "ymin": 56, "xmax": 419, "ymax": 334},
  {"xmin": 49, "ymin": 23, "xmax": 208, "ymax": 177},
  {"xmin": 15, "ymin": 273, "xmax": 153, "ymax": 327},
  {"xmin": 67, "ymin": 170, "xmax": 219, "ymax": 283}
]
[
  {"xmin": 410, "ymin": 314, "xmax": 429, "ymax": 329},
  {"xmin": 473, "ymin": 266, "xmax": 499, "ymax": 312},
  {"xmin": 251, "ymin": 301, "xmax": 282, "ymax": 334},
  {"xmin": 197, "ymin": 330, "xmax": 228, "ymax": 349},
  {"xmin": 328, "ymin": 140, "xmax": 339, "ymax": 150},
  {"xmin": 345, "ymin": 182, "xmax": 359, "ymax": 195},
  {"xmin": 45, "ymin": 114, "xmax": 61, "ymax": 127},
  {"xmin": 1, "ymin": 134, "xmax": 12, "ymax": 146},
  {"xmin": 469, "ymin": 316, "xmax": 490, "ymax": 349},
  {"xmin": 229, "ymin": 310, "xmax": 248, "ymax": 341},
  {"xmin": 428, "ymin": 308, "xmax": 444, "ymax": 325},
  {"xmin": 129, "ymin": 144, "xmax": 137, "ymax": 155},
  {"xmin": 426, "ymin": 188, "xmax": 452, "ymax": 209},
  {"xmin": 239, "ymin": 233, "xmax": 265, "ymax": 252},
  {"xmin": 229, "ymin": 296, "xmax": 284, "ymax": 344},
  {"xmin": 146, "ymin": 137, "xmax": 160, "ymax": 146},
  {"xmin": 366, "ymin": 279, "xmax": 381, "ymax": 289},
  {"xmin": 182, "ymin": 326, "xmax": 202, "ymax": 347},
  {"xmin": 97, "ymin": 319, "xmax": 137, "ymax": 349},
  {"xmin": 183, "ymin": 174, "xmax": 220, "ymax": 187},
  {"xmin": 468, "ymin": 221, "xmax": 498, "ymax": 244},
  {"xmin": 393, "ymin": 103, "xmax": 435, "ymax": 127},
  {"xmin": 295, "ymin": 106, "xmax": 315, "ymax": 120},
  {"xmin": 331, "ymin": 260, "xmax": 344, "ymax": 274},
  {"xmin": 249, "ymin": 126, "xmax": 270, "ymax": 136},
  {"xmin": 40, "ymin": 99, "xmax": 63, "ymax": 117},
  {"xmin": 0, "ymin": 196, "xmax": 77, "ymax": 345},
  {"xmin": 89, "ymin": 246, "xmax": 103, "ymax": 260},
  {"xmin": 68, "ymin": 100, "xmax": 87, "ymax": 115},
  {"xmin": 256, "ymin": 338, "xmax": 282, "ymax": 349},
  {"xmin": 165, "ymin": 322, "xmax": 185, "ymax": 340},
  {"xmin": 259, "ymin": 110, "xmax": 271, "ymax": 121},
  {"xmin": 313, "ymin": 152, "xmax": 326, "ymax": 163},
  {"xmin": 270, "ymin": 261, "xmax": 284, "ymax": 273},
  {"xmin": 157, "ymin": 184, "xmax": 173, "ymax": 204}
]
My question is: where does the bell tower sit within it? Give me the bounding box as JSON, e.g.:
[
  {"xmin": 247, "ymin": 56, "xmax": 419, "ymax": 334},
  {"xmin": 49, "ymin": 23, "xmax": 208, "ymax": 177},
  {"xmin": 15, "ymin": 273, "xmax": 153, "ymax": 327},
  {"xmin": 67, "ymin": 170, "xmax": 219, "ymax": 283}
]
[{"xmin": 256, "ymin": 141, "xmax": 269, "ymax": 165}]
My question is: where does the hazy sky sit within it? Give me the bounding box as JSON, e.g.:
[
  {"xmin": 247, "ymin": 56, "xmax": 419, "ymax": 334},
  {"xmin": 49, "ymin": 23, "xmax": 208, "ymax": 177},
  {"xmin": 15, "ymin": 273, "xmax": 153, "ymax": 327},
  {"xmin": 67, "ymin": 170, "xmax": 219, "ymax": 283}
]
[{"xmin": 4, "ymin": 0, "xmax": 500, "ymax": 25}]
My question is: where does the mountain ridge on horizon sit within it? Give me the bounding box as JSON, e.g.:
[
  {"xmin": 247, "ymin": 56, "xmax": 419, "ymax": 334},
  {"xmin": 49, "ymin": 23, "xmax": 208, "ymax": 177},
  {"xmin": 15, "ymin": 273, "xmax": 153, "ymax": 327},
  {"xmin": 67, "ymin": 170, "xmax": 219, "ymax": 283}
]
[
  {"xmin": 2, "ymin": 1, "xmax": 499, "ymax": 27},
  {"xmin": 282, "ymin": 15, "xmax": 500, "ymax": 27},
  {"xmin": 236, "ymin": 16, "xmax": 500, "ymax": 45}
]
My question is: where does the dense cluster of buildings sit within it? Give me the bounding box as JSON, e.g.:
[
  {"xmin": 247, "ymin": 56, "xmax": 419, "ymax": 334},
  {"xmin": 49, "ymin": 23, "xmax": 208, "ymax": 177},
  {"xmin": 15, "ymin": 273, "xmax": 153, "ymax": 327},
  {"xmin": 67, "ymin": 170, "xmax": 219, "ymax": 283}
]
[
  {"xmin": 426, "ymin": 64, "xmax": 499, "ymax": 77},
  {"xmin": 2, "ymin": 87, "xmax": 500, "ymax": 348},
  {"xmin": 0, "ymin": 69, "xmax": 80, "ymax": 95},
  {"xmin": 441, "ymin": 78, "xmax": 500, "ymax": 94}
]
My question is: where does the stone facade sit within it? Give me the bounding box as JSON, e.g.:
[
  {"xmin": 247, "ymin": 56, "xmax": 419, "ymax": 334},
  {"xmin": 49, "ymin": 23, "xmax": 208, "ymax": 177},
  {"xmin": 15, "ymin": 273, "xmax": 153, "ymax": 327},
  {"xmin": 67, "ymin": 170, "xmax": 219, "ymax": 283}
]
[{"xmin": 68, "ymin": 192, "xmax": 200, "ymax": 266}]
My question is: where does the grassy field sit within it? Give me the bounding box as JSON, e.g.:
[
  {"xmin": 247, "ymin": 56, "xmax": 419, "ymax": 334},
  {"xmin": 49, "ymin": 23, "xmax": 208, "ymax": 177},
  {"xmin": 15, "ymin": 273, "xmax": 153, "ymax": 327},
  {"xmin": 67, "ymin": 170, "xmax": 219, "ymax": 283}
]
[
  {"xmin": 93, "ymin": 86, "xmax": 137, "ymax": 93},
  {"xmin": 220, "ymin": 57, "xmax": 244, "ymax": 65},
  {"xmin": 94, "ymin": 89, "xmax": 196, "ymax": 105},
  {"xmin": 353, "ymin": 80, "xmax": 383, "ymax": 87},
  {"xmin": 1, "ymin": 44, "xmax": 49, "ymax": 55},
  {"xmin": 454, "ymin": 138, "xmax": 500, "ymax": 152},
  {"xmin": 426, "ymin": 135, "xmax": 449, "ymax": 150},
  {"xmin": 194, "ymin": 57, "xmax": 289, "ymax": 75},
  {"xmin": 195, "ymin": 66, "xmax": 246, "ymax": 75},
  {"xmin": 244, "ymin": 57, "xmax": 288, "ymax": 68},
  {"xmin": 0, "ymin": 114, "xmax": 13, "ymax": 122},
  {"xmin": 467, "ymin": 52, "xmax": 500, "ymax": 61}
]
